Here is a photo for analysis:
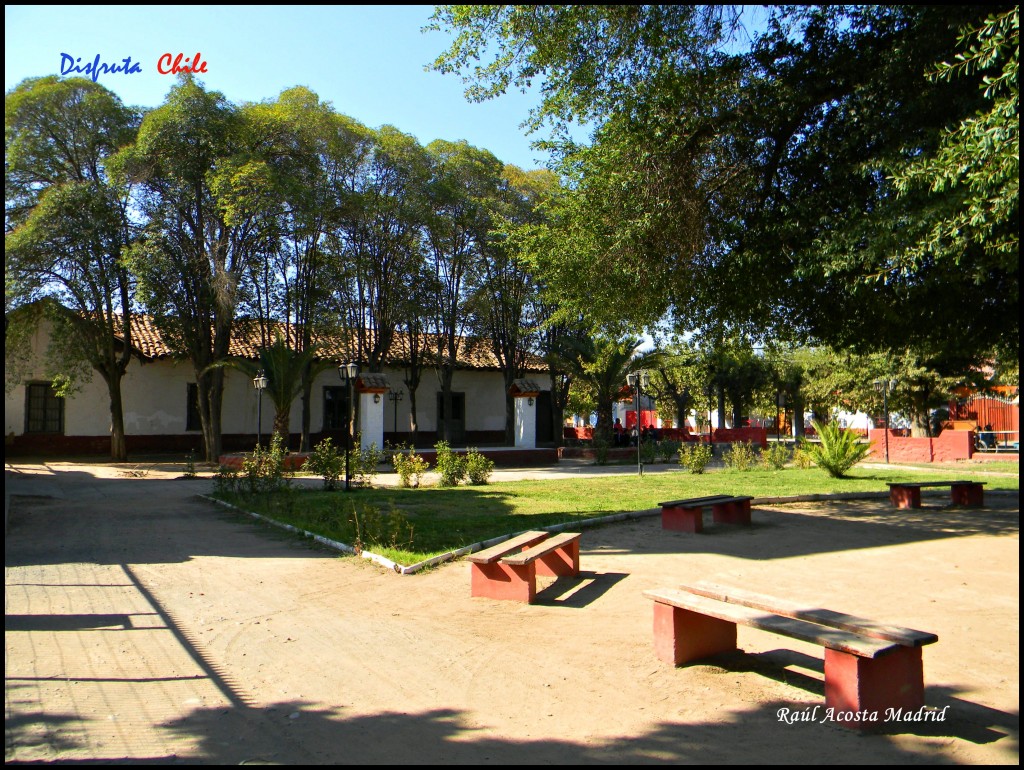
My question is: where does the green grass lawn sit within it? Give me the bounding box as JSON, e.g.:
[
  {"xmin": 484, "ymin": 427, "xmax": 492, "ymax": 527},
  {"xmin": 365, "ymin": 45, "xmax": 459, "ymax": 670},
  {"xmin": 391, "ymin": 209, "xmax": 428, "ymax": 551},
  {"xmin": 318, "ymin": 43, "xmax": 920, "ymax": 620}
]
[{"xmin": 215, "ymin": 464, "xmax": 1018, "ymax": 566}]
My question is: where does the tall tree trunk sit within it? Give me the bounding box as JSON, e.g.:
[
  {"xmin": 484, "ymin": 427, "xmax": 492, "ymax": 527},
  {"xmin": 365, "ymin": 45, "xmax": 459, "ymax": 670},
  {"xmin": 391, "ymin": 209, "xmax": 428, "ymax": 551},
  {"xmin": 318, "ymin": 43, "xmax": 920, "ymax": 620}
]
[
  {"xmin": 106, "ymin": 369, "xmax": 128, "ymax": 462},
  {"xmin": 198, "ymin": 368, "xmax": 225, "ymax": 463},
  {"xmin": 299, "ymin": 362, "xmax": 313, "ymax": 451}
]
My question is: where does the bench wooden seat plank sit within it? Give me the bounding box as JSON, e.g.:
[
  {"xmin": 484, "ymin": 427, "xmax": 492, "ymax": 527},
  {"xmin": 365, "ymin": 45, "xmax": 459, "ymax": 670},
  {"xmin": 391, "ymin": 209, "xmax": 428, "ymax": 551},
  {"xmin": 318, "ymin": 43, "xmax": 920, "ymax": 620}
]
[
  {"xmin": 502, "ymin": 532, "xmax": 581, "ymax": 567},
  {"xmin": 645, "ymin": 585, "xmax": 935, "ymax": 730},
  {"xmin": 658, "ymin": 495, "xmax": 735, "ymax": 508},
  {"xmin": 643, "ymin": 588, "xmax": 899, "ymax": 658},
  {"xmin": 470, "ymin": 532, "xmax": 581, "ymax": 603},
  {"xmin": 886, "ymin": 480, "xmax": 986, "ymax": 509},
  {"xmin": 684, "ymin": 581, "xmax": 938, "ymax": 647},
  {"xmin": 659, "ymin": 495, "xmax": 754, "ymax": 533},
  {"xmin": 886, "ymin": 480, "xmax": 987, "ymax": 489},
  {"xmin": 467, "ymin": 531, "xmax": 550, "ymax": 564}
]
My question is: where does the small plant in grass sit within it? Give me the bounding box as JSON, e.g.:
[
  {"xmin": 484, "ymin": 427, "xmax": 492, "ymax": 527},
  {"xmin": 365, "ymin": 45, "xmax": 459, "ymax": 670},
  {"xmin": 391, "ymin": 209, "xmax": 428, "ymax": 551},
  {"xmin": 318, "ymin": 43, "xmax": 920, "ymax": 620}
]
[
  {"xmin": 348, "ymin": 500, "xmax": 415, "ymax": 554},
  {"xmin": 183, "ymin": 451, "xmax": 197, "ymax": 478},
  {"xmin": 723, "ymin": 441, "xmax": 757, "ymax": 471},
  {"xmin": 678, "ymin": 442, "xmax": 713, "ymax": 474},
  {"xmin": 304, "ymin": 438, "xmax": 344, "ymax": 490},
  {"xmin": 591, "ymin": 437, "xmax": 610, "ymax": 465},
  {"xmin": 434, "ymin": 440, "xmax": 467, "ymax": 486},
  {"xmin": 392, "ymin": 444, "xmax": 430, "ymax": 488},
  {"xmin": 761, "ymin": 442, "xmax": 791, "ymax": 471},
  {"xmin": 465, "ymin": 448, "xmax": 495, "ymax": 485},
  {"xmin": 806, "ymin": 420, "xmax": 871, "ymax": 478}
]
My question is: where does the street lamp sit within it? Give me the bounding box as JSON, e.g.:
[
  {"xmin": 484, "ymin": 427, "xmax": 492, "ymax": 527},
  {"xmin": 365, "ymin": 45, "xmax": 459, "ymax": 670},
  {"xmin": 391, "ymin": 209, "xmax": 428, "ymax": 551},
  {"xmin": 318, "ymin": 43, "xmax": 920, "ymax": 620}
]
[
  {"xmin": 338, "ymin": 361, "xmax": 360, "ymax": 491},
  {"xmin": 872, "ymin": 378, "xmax": 898, "ymax": 463},
  {"xmin": 388, "ymin": 388, "xmax": 404, "ymax": 435},
  {"xmin": 626, "ymin": 369, "xmax": 649, "ymax": 476},
  {"xmin": 253, "ymin": 370, "xmax": 268, "ymax": 449}
]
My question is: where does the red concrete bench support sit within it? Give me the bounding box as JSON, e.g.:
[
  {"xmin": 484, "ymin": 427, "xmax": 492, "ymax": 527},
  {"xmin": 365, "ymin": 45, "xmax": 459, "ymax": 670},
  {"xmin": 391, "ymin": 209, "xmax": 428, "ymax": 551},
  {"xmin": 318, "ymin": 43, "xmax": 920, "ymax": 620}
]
[
  {"xmin": 469, "ymin": 531, "xmax": 581, "ymax": 603},
  {"xmin": 887, "ymin": 481, "xmax": 986, "ymax": 509},
  {"xmin": 644, "ymin": 583, "xmax": 937, "ymax": 731},
  {"xmin": 659, "ymin": 495, "xmax": 754, "ymax": 533}
]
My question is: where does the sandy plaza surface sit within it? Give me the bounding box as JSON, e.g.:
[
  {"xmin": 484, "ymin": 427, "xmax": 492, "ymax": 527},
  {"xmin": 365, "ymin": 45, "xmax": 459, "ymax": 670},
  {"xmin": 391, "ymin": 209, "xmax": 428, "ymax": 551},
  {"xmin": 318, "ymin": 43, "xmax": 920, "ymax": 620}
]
[{"xmin": 5, "ymin": 460, "xmax": 1019, "ymax": 764}]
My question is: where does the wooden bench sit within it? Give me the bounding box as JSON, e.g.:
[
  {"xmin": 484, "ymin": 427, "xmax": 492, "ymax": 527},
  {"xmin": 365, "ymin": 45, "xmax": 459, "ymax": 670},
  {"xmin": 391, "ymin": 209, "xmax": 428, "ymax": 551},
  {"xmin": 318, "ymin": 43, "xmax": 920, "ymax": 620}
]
[
  {"xmin": 658, "ymin": 495, "xmax": 754, "ymax": 533},
  {"xmin": 644, "ymin": 582, "xmax": 938, "ymax": 730},
  {"xmin": 468, "ymin": 530, "xmax": 582, "ymax": 603},
  {"xmin": 887, "ymin": 480, "xmax": 986, "ymax": 509}
]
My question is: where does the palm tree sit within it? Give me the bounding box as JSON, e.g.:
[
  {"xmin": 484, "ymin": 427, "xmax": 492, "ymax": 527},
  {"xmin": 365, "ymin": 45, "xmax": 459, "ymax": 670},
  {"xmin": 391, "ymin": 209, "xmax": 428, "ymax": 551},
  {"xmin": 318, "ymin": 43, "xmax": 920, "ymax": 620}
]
[
  {"xmin": 226, "ymin": 332, "xmax": 334, "ymax": 443},
  {"xmin": 554, "ymin": 336, "xmax": 665, "ymax": 441}
]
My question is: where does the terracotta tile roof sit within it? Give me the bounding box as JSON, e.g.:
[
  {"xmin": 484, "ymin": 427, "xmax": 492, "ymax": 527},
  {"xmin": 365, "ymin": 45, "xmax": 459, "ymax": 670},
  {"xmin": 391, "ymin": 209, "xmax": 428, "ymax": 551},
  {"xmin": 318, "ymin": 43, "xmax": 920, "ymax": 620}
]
[{"xmin": 121, "ymin": 316, "xmax": 545, "ymax": 371}]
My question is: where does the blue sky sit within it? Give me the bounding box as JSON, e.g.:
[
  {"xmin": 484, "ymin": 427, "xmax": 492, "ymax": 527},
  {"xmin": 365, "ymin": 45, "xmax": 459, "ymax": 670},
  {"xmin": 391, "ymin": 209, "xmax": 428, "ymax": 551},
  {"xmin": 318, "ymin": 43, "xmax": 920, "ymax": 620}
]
[{"xmin": 4, "ymin": 5, "xmax": 565, "ymax": 170}]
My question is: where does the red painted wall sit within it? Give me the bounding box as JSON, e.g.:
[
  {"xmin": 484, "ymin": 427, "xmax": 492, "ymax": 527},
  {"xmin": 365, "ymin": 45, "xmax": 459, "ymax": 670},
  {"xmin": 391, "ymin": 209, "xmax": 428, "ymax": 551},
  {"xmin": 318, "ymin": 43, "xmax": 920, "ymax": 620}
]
[
  {"xmin": 867, "ymin": 428, "xmax": 975, "ymax": 462},
  {"xmin": 713, "ymin": 427, "xmax": 768, "ymax": 448}
]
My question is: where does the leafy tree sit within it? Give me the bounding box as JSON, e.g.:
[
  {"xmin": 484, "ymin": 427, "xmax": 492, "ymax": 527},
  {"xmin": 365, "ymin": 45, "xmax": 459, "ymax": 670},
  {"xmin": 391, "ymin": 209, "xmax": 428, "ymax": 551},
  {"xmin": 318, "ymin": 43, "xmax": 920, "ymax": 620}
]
[
  {"xmin": 470, "ymin": 165, "xmax": 558, "ymax": 443},
  {"xmin": 336, "ymin": 125, "xmax": 431, "ymax": 373},
  {"xmin": 114, "ymin": 76, "xmax": 280, "ymax": 461},
  {"xmin": 423, "ymin": 139, "xmax": 504, "ymax": 442},
  {"xmin": 242, "ymin": 87, "xmax": 367, "ymax": 450},
  {"xmin": 5, "ymin": 76, "xmax": 139, "ymax": 460},
  {"xmin": 889, "ymin": 8, "xmax": 1018, "ymax": 284},
  {"xmin": 430, "ymin": 5, "xmax": 1018, "ymax": 373}
]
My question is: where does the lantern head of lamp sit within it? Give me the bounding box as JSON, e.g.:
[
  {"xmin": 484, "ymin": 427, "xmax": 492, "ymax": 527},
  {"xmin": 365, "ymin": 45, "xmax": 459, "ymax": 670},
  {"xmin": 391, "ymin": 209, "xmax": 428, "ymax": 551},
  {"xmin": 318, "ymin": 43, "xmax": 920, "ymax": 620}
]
[
  {"xmin": 253, "ymin": 372, "xmax": 268, "ymax": 391},
  {"xmin": 339, "ymin": 361, "xmax": 359, "ymax": 382}
]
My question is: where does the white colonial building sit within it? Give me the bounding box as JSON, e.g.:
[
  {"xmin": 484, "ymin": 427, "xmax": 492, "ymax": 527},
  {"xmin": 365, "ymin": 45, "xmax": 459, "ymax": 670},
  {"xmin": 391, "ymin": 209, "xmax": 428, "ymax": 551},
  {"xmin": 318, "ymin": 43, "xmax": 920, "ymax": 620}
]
[{"xmin": 4, "ymin": 315, "xmax": 553, "ymax": 456}]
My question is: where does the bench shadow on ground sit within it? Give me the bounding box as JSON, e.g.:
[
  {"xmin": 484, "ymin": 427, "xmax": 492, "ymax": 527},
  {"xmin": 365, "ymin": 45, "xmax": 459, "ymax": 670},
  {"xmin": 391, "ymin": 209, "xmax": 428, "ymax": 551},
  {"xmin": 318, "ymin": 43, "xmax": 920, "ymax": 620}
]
[{"xmin": 532, "ymin": 570, "xmax": 629, "ymax": 608}]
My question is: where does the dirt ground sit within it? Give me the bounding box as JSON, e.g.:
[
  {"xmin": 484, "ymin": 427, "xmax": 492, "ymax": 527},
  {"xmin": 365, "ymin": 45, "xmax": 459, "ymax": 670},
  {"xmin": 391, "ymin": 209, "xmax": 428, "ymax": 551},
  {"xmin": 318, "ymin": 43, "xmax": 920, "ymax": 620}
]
[{"xmin": 5, "ymin": 461, "xmax": 1019, "ymax": 764}]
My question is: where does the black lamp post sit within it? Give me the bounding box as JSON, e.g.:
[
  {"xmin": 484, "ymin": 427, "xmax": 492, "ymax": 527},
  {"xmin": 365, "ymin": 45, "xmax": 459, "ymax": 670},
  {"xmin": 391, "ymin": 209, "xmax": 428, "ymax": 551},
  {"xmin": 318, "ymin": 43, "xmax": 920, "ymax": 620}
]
[
  {"xmin": 253, "ymin": 370, "xmax": 268, "ymax": 450},
  {"xmin": 339, "ymin": 361, "xmax": 360, "ymax": 491},
  {"xmin": 388, "ymin": 389, "xmax": 404, "ymax": 435},
  {"xmin": 872, "ymin": 378, "xmax": 897, "ymax": 463},
  {"xmin": 626, "ymin": 369, "xmax": 649, "ymax": 476}
]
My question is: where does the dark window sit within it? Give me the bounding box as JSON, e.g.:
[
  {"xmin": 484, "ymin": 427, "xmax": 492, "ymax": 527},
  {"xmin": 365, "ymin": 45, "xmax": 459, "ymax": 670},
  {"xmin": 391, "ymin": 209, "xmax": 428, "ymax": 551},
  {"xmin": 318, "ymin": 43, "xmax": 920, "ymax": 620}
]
[
  {"xmin": 25, "ymin": 382, "xmax": 64, "ymax": 434},
  {"xmin": 323, "ymin": 386, "xmax": 351, "ymax": 431},
  {"xmin": 187, "ymin": 383, "xmax": 201, "ymax": 431},
  {"xmin": 436, "ymin": 392, "xmax": 465, "ymax": 421}
]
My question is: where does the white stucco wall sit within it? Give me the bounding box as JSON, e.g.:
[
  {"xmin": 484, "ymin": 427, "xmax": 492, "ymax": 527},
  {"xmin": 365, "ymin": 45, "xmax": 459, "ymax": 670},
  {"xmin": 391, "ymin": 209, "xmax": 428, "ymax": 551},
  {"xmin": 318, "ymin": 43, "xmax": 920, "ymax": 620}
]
[
  {"xmin": 514, "ymin": 397, "xmax": 537, "ymax": 448},
  {"xmin": 6, "ymin": 324, "xmax": 527, "ymax": 440}
]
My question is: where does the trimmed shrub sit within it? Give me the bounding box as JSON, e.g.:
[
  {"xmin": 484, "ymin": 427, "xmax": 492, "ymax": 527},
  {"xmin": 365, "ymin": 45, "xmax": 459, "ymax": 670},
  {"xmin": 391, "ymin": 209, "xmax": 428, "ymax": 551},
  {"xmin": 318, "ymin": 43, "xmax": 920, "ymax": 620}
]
[
  {"xmin": 242, "ymin": 433, "xmax": 290, "ymax": 494},
  {"xmin": 793, "ymin": 437, "xmax": 815, "ymax": 469},
  {"xmin": 434, "ymin": 440, "xmax": 467, "ymax": 487},
  {"xmin": 761, "ymin": 442, "xmax": 791, "ymax": 471},
  {"xmin": 678, "ymin": 442, "xmax": 713, "ymax": 474},
  {"xmin": 392, "ymin": 444, "xmax": 430, "ymax": 488},
  {"xmin": 723, "ymin": 441, "xmax": 757, "ymax": 471},
  {"xmin": 465, "ymin": 448, "xmax": 495, "ymax": 485},
  {"xmin": 353, "ymin": 440, "xmax": 386, "ymax": 488},
  {"xmin": 304, "ymin": 437, "xmax": 345, "ymax": 490}
]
